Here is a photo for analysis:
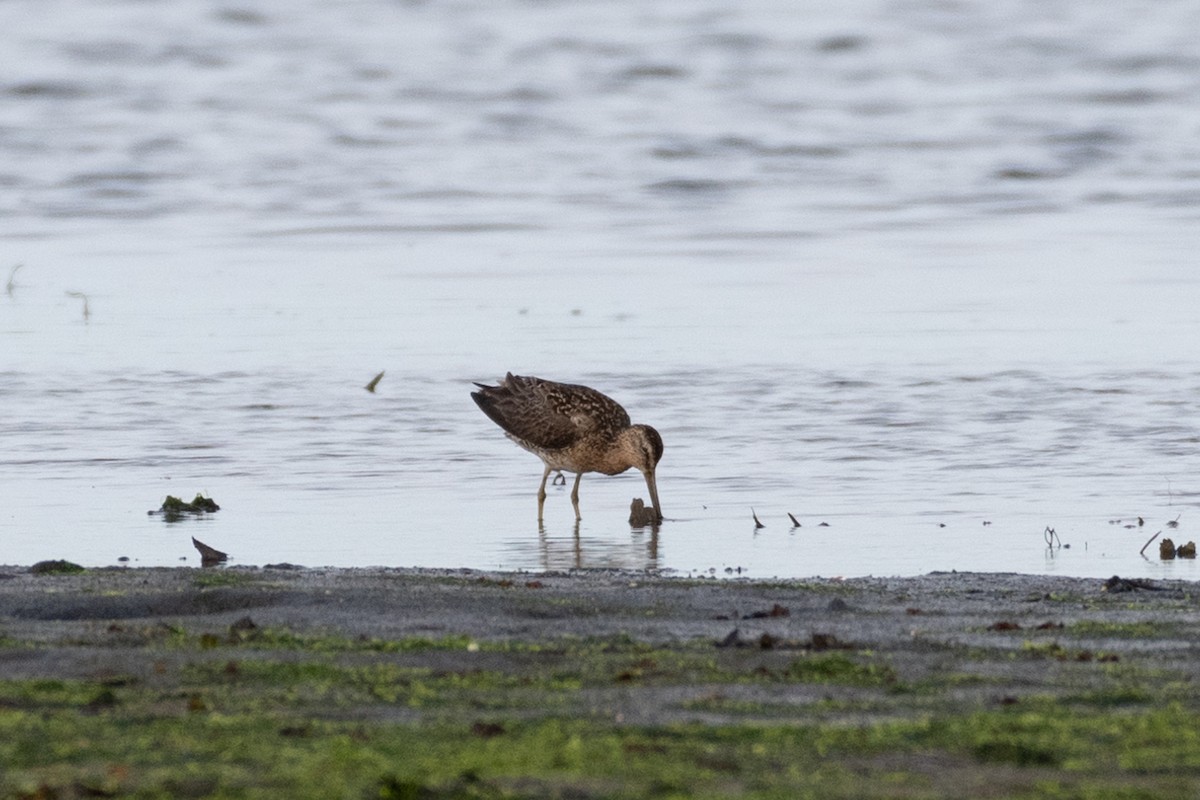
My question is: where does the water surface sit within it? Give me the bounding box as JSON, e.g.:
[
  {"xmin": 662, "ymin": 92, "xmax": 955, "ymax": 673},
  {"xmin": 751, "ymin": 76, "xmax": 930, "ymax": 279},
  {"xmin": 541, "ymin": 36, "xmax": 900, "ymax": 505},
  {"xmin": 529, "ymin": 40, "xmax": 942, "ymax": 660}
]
[{"xmin": 3, "ymin": 0, "xmax": 1200, "ymax": 578}]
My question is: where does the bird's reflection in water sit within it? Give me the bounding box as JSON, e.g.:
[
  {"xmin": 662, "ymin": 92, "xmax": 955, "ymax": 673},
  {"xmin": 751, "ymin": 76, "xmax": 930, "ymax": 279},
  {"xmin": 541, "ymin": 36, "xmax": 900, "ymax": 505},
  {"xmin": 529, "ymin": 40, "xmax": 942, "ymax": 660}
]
[{"xmin": 529, "ymin": 520, "xmax": 660, "ymax": 571}]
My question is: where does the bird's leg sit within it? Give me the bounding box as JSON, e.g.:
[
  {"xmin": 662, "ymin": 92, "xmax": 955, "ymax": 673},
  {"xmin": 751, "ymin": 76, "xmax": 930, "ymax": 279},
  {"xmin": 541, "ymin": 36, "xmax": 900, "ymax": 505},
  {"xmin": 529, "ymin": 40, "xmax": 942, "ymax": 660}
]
[
  {"xmin": 570, "ymin": 473, "xmax": 583, "ymax": 520},
  {"xmin": 537, "ymin": 465, "xmax": 551, "ymax": 521}
]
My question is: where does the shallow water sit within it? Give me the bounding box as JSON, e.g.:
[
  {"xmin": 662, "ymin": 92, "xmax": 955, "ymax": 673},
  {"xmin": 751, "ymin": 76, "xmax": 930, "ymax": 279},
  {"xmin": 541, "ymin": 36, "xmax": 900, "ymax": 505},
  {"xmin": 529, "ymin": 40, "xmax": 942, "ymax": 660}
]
[{"xmin": 3, "ymin": 0, "xmax": 1200, "ymax": 578}]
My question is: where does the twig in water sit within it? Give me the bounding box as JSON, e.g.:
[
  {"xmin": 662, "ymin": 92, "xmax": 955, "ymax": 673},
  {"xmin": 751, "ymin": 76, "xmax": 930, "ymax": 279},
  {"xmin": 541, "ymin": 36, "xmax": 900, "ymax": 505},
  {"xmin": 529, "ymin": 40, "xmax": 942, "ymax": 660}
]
[
  {"xmin": 65, "ymin": 291, "xmax": 90, "ymax": 321},
  {"xmin": 1139, "ymin": 530, "xmax": 1162, "ymax": 558},
  {"xmin": 364, "ymin": 371, "xmax": 384, "ymax": 393},
  {"xmin": 1043, "ymin": 526, "xmax": 1061, "ymax": 548},
  {"xmin": 787, "ymin": 512, "xmax": 801, "ymax": 528},
  {"xmin": 751, "ymin": 508, "xmax": 765, "ymax": 529},
  {"xmin": 5, "ymin": 264, "xmax": 21, "ymax": 296}
]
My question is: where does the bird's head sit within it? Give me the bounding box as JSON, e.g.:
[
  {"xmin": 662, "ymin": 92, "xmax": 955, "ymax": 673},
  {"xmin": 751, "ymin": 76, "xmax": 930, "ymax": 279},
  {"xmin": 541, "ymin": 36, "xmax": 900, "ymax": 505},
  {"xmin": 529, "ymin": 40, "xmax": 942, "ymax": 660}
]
[
  {"xmin": 626, "ymin": 424, "xmax": 663, "ymax": 523},
  {"xmin": 627, "ymin": 424, "xmax": 664, "ymax": 472}
]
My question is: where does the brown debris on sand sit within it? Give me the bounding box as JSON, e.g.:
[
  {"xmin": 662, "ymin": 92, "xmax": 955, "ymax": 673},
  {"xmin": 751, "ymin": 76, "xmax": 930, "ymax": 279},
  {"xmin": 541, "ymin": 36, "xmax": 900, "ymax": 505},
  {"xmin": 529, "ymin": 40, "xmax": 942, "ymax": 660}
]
[
  {"xmin": 1102, "ymin": 575, "xmax": 1161, "ymax": 592},
  {"xmin": 191, "ymin": 537, "xmax": 228, "ymax": 567},
  {"xmin": 716, "ymin": 629, "xmax": 853, "ymax": 650}
]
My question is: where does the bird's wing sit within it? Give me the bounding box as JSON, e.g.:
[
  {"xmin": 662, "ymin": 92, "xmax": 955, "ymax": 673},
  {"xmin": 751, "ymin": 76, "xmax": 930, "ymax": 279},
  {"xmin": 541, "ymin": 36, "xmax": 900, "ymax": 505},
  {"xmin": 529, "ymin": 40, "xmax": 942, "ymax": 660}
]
[{"xmin": 472, "ymin": 374, "xmax": 630, "ymax": 450}]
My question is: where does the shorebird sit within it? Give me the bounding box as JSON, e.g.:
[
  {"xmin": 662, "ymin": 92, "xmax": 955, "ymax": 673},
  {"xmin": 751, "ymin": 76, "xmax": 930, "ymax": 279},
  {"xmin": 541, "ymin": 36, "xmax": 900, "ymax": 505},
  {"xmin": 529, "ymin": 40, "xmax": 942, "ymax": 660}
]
[{"xmin": 471, "ymin": 373, "xmax": 663, "ymax": 524}]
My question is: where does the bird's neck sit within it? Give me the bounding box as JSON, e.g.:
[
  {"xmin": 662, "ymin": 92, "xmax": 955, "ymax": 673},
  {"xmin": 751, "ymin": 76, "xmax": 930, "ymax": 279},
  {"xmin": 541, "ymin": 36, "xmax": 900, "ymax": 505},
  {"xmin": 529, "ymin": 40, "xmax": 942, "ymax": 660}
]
[{"xmin": 590, "ymin": 428, "xmax": 643, "ymax": 476}]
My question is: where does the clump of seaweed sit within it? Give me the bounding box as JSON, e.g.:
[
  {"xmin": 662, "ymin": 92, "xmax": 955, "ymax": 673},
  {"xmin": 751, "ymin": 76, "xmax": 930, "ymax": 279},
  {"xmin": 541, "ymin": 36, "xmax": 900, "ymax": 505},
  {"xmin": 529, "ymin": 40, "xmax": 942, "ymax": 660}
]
[
  {"xmin": 29, "ymin": 559, "xmax": 85, "ymax": 575},
  {"xmin": 150, "ymin": 494, "xmax": 221, "ymax": 522}
]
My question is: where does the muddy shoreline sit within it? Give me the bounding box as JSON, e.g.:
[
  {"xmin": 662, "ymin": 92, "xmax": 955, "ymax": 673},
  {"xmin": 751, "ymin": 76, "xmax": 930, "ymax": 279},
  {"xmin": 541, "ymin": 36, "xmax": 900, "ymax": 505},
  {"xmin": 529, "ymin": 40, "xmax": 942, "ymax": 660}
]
[
  {"xmin": 3, "ymin": 564, "xmax": 1199, "ymax": 687},
  {"xmin": 3, "ymin": 565, "xmax": 1200, "ymax": 797},
  {"xmin": 0, "ymin": 565, "xmax": 1176, "ymax": 633}
]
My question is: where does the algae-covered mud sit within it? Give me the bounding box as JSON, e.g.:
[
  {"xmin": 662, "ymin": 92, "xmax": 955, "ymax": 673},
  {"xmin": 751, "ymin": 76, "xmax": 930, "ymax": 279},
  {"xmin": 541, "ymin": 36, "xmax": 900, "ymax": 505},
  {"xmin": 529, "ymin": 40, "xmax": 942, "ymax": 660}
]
[{"xmin": 2, "ymin": 566, "xmax": 1200, "ymax": 798}]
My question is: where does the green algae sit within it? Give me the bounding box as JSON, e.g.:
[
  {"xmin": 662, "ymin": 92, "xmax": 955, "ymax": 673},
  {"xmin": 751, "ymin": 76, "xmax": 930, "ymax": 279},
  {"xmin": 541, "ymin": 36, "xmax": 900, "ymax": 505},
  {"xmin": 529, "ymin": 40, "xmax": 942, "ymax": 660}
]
[
  {"xmin": 152, "ymin": 493, "xmax": 221, "ymax": 522},
  {"xmin": 1066, "ymin": 619, "xmax": 1188, "ymax": 639},
  {"xmin": 5, "ymin": 698, "xmax": 1200, "ymax": 799},
  {"xmin": 190, "ymin": 571, "xmax": 266, "ymax": 589},
  {"xmin": 783, "ymin": 652, "xmax": 900, "ymax": 687},
  {"xmin": 2, "ymin": 633, "xmax": 1197, "ymax": 800},
  {"xmin": 5, "ymin": 577, "xmax": 1200, "ymax": 799},
  {"xmin": 28, "ymin": 559, "xmax": 86, "ymax": 575}
]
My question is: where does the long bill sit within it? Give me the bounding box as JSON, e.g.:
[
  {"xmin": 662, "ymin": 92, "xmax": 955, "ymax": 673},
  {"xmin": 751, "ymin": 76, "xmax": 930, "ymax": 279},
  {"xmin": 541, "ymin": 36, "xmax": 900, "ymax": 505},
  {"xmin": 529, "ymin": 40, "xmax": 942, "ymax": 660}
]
[{"xmin": 644, "ymin": 468, "xmax": 663, "ymax": 525}]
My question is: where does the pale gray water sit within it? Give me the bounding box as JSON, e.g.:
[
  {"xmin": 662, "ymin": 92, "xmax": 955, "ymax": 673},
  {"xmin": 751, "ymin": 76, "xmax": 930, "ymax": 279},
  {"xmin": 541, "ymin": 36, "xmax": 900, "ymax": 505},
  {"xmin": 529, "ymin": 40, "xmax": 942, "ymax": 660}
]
[{"xmin": 3, "ymin": 0, "xmax": 1200, "ymax": 577}]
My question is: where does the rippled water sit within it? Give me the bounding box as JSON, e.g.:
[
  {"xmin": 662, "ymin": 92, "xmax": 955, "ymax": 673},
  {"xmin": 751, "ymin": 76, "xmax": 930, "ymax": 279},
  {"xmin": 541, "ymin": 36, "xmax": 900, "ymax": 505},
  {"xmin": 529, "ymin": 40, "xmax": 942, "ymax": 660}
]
[{"xmin": 3, "ymin": 0, "xmax": 1200, "ymax": 577}]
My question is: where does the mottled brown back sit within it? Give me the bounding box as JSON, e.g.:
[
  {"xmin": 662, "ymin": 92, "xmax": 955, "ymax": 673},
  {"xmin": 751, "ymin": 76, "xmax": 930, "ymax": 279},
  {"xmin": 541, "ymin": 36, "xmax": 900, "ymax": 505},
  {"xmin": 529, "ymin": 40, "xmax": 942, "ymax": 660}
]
[{"xmin": 471, "ymin": 373, "xmax": 631, "ymax": 451}]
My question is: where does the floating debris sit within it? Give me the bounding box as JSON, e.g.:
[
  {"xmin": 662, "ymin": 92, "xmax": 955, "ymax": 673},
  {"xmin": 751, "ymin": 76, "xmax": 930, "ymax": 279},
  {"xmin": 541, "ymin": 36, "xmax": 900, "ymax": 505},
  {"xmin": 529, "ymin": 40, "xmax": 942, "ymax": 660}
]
[
  {"xmin": 364, "ymin": 371, "xmax": 384, "ymax": 393},
  {"xmin": 1139, "ymin": 530, "xmax": 1161, "ymax": 557},
  {"xmin": 65, "ymin": 290, "xmax": 90, "ymax": 321},
  {"xmin": 1166, "ymin": 514, "xmax": 1181, "ymax": 529},
  {"xmin": 150, "ymin": 494, "xmax": 221, "ymax": 522},
  {"xmin": 787, "ymin": 512, "xmax": 801, "ymax": 528},
  {"xmin": 751, "ymin": 508, "xmax": 765, "ymax": 529},
  {"xmin": 629, "ymin": 498, "xmax": 658, "ymax": 527},
  {"xmin": 192, "ymin": 537, "xmax": 228, "ymax": 567},
  {"xmin": 5, "ymin": 263, "xmax": 21, "ymax": 296},
  {"xmin": 1149, "ymin": 535, "xmax": 1196, "ymax": 560}
]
